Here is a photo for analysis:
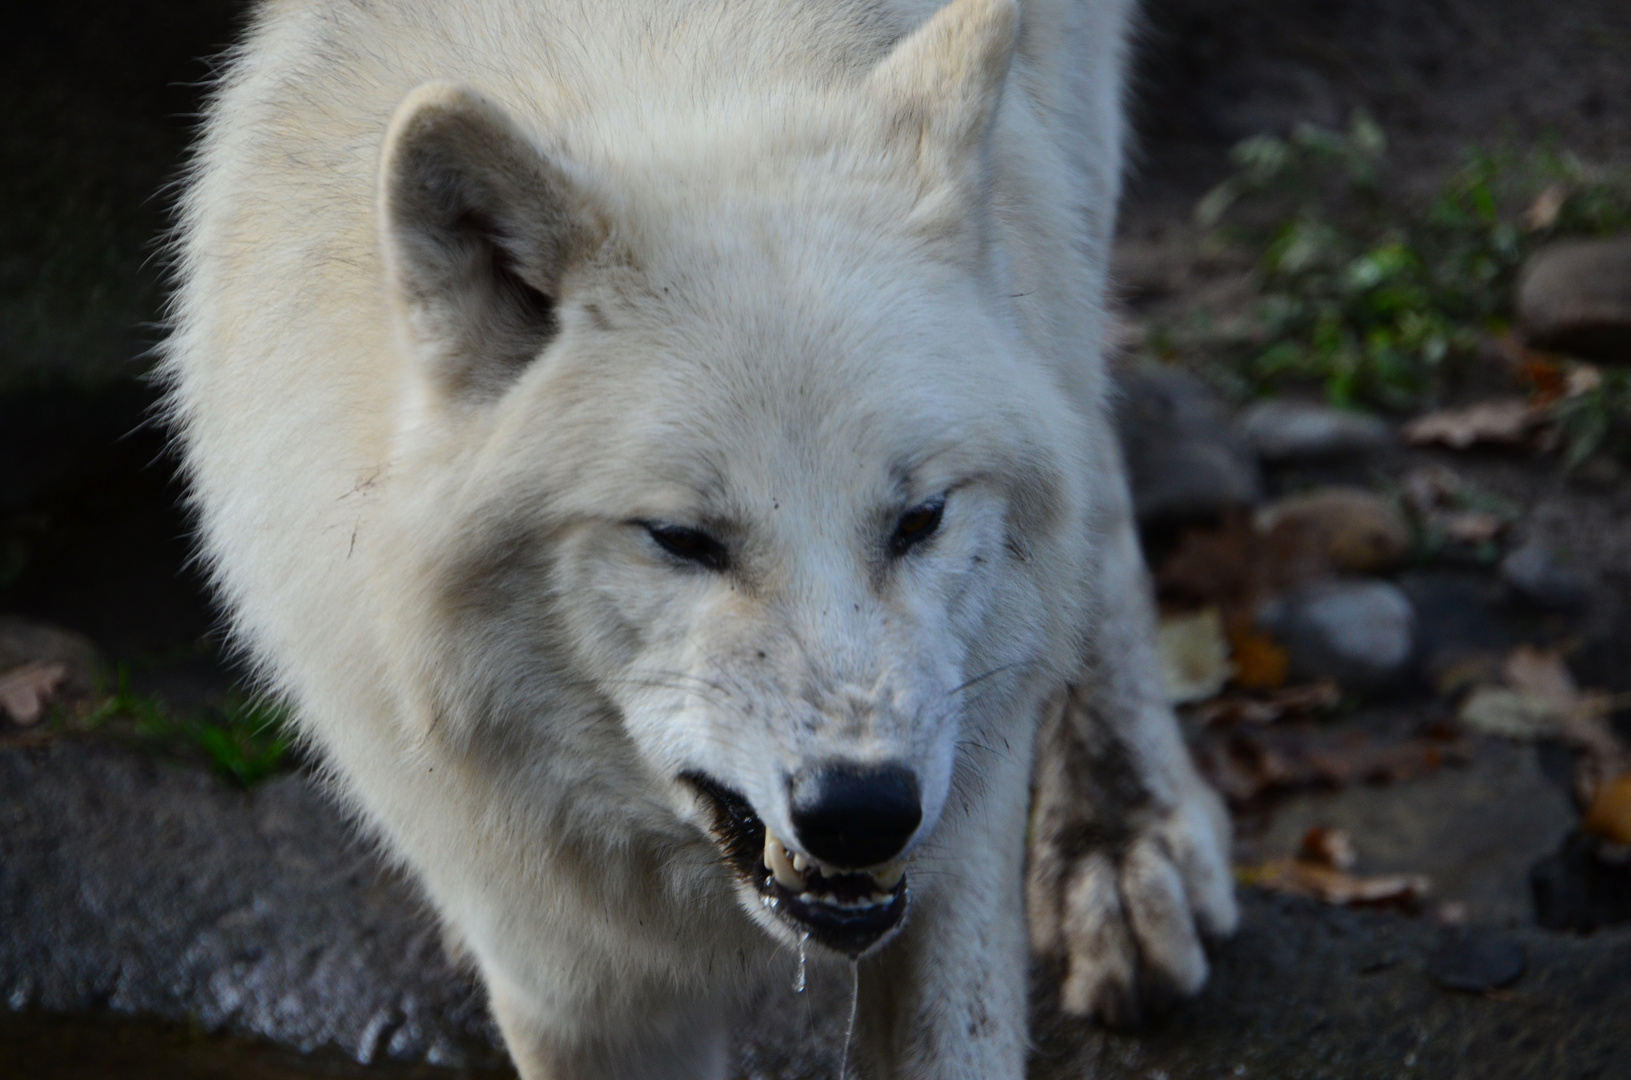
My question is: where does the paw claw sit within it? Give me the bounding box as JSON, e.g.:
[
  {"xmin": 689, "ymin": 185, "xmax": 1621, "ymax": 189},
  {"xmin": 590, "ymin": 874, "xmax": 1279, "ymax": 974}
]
[{"xmin": 1030, "ymin": 784, "xmax": 1237, "ymax": 1024}]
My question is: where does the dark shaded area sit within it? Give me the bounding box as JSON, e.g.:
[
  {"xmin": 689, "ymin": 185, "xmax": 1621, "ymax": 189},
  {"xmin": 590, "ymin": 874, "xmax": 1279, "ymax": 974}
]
[
  {"xmin": 0, "ymin": 0, "xmax": 251, "ymax": 389},
  {"xmin": 1131, "ymin": 0, "xmax": 1631, "ymax": 199}
]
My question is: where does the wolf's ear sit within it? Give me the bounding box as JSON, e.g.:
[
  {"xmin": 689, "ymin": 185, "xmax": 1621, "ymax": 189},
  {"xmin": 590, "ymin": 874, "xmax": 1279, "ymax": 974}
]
[
  {"xmin": 867, "ymin": 0, "xmax": 1019, "ymax": 186},
  {"xmin": 379, "ymin": 83, "xmax": 605, "ymax": 400}
]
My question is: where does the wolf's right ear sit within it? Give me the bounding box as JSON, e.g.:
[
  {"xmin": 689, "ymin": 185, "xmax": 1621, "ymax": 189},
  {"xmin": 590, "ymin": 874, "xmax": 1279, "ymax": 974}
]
[{"xmin": 379, "ymin": 83, "xmax": 606, "ymax": 400}]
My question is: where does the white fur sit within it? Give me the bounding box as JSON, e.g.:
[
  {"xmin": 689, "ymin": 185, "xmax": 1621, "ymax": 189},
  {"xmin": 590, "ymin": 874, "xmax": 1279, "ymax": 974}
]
[{"xmin": 164, "ymin": 1, "xmax": 1235, "ymax": 1076}]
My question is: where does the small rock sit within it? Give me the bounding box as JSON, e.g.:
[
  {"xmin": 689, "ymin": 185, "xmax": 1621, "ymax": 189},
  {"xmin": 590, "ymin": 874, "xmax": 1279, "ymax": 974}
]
[
  {"xmin": 1116, "ymin": 367, "xmax": 1262, "ymax": 524},
  {"xmin": 1258, "ymin": 580, "xmax": 1416, "ymax": 689},
  {"xmin": 1255, "ymin": 487, "xmax": 1412, "ymax": 573},
  {"xmin": 1427, "ymin": 933, "xmax": 1526, "ymax": 993},
  {"xmin": 1532, "ymin": 831, "xmax": 1631, "ymax": 932},
  {"xmin": 1518, "ymin": 238, "xmax": 1631, "ymax": 361},
  {"xmin": 1234, "ymin": 400, "xmax": 1391, "ymax": 461},
  {"xmin": 1500, "ymin": 538, "xmax": 1589, "ymax": 610}
]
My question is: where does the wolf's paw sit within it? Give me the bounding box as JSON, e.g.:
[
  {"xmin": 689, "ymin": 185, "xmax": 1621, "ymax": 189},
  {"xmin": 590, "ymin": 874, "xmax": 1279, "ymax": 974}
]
[{"xmin": 1029, "ymin": 782, "xmax": 1238, "ymax": 1026}]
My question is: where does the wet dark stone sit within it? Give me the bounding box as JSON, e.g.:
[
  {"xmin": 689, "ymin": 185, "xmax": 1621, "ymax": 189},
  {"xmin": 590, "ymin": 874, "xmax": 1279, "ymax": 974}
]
[
  {"xmin": 1532, "ymin": 831, "xmax": 1631, "ymax": 933},
  {"xmin": 1115, "ymin": 367, "xmax": 1262, "ymax": 526},
  {"xmin": 1426, "ymin": 933, "xmax": 1526, "ymax": 993}
]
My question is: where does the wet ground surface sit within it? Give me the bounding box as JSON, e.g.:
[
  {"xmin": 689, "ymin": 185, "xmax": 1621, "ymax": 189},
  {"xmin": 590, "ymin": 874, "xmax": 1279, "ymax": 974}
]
[{"xmin": 5, "ymin": 734, "xmax": 1629, "ymax": 1080}]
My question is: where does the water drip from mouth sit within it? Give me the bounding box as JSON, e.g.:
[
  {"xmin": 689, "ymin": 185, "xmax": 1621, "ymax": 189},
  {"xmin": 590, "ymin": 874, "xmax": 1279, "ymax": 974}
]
[
  {"xmin": 838, "ymin": 959, "xmax": 859, "ymax": 1080},
  {"xmin": 793, "ymin": 933, "xmax": 808, "ymax": 994}
]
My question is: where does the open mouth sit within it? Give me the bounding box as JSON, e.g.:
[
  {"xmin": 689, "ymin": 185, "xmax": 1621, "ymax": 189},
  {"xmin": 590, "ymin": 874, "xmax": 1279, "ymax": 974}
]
[{"xmin": 681, "ymin": 772, "xmax": 908, "ymax": 957}]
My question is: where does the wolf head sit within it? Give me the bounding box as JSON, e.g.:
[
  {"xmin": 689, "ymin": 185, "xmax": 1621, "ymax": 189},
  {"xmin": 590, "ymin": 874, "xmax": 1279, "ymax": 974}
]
[{"xmin": 373, "ymin": 0, "xmax": 1090, "ymax": 957}]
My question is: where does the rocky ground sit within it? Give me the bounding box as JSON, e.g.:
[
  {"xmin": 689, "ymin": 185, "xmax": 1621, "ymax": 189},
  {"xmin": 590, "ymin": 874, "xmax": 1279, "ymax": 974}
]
[{"xmin": 3, "ymin": 0, "xmax": 1630, "ymax": 1077}]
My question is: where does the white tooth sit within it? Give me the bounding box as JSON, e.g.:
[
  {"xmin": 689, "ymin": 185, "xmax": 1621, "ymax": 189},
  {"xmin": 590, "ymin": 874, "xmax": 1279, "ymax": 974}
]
[
  {"xmin": 790, "ymin": 852, "xmax": 808, "ymax": 873},
  {"xmin": 871, "ymin": 862, "xmax": 906, "ymax": 889},
  {"xmin": 763, "ymin": 831, "xmax": 804, "ymax": 891}
]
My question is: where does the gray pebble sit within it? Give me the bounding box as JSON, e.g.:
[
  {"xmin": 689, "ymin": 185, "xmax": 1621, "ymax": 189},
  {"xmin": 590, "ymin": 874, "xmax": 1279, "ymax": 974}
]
[
  {"xmin": 1116, "ymin": 366, "xmax": 1261, "ymax": 524},
  {"xmin": 1259, "ymin": 579, "xmax": 1416, "ymax": 689},
  {"xmin": 1235, "ymin": 400, "xmax": 1391, "ymax": 461},
  {"xmin": 1500, "ymin": 539, "xmax": 1589, "ymax": 611}
]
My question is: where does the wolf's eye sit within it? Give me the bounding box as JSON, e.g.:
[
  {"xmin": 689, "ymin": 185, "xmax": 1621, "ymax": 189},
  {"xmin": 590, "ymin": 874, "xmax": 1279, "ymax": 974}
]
[
  {"xmin": 888, "ymin": 496, "xmax": 945, "ymax": 558},
  {"xmin": 643, "ymin": 523, "xmax": 731, "ymax": 572}
]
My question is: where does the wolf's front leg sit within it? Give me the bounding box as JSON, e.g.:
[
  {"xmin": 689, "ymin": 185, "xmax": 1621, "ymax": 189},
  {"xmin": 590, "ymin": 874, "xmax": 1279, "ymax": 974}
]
[
  {"xmin": 1026, "ymin": 515, "xmax": 1238, "ymax": 1025},
  {"xmin": 846, "ymin": 769, "xmax": 1033, "ymax": 1079}
]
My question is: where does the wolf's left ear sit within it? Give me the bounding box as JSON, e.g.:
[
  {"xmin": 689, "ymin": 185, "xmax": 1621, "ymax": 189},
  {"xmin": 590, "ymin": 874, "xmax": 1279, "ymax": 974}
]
[
  {"xmin": 867, "ymin": 0, "xmax": 1019, "ymax": 193},
  {"xmin": 379, "ymin": 82, "xmax": 606, "ymax": 400}
]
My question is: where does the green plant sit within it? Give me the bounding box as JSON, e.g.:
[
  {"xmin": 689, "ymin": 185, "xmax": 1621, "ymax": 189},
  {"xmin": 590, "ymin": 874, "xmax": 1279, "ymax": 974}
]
[
  {"xmin": 1197, "ymin": 118, "xmax": 1631, "ymax": 413},
  {"xmin": 86, "ymin": 665, "xmax": 293, "ymax": 785}
]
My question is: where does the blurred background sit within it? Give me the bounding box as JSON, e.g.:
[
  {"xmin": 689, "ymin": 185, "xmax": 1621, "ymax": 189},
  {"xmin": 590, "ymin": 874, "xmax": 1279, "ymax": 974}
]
[{"xmin": 1, "ymin": 1, "xmax": 1628, "ymax": 1077}]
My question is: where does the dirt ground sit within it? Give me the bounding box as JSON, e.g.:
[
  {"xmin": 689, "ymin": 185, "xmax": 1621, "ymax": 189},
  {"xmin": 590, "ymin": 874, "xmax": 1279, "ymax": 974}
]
[{"xmin": 2, "ymin": 0, "xmax": 1629, "ymax": 1077}]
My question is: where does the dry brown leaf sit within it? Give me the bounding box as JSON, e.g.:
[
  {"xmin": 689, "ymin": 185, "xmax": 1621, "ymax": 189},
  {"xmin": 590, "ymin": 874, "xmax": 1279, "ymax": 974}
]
[
  {"xmin": 1240, "ymin": 857, "xmax": 1429, "ymax": 907},
  {"xmin": 1297, "ymin": 826, "xmax": 1357, "ymax": 871},
  {"xmin": 0, "ymin": 660, "xmax": 69, "ymax": 726},
  {"xmin": 1228, "ymin": 623, "xmax": 1290, "ymax": 690},
  {"xmin": 1402, "ymin": 399, "xmax": 1540, "ymax": 449},
  {"xmin": 1196, "ymin": 726, "xmax": 1453, "ymax": 805},
  {"xmin": 1582, "ymin": 774, "xmax": 1631, "ymax": 847},
  {"xmin": 1195, "ymin": 681, "xmax": 1339, "ymax": 728}
]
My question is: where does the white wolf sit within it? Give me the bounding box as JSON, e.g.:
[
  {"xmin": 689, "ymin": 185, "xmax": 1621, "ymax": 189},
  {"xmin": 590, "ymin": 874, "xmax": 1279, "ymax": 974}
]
[{"xmin": 164, "ymin": 0, "xmax": 1236, "ymax": 1075}]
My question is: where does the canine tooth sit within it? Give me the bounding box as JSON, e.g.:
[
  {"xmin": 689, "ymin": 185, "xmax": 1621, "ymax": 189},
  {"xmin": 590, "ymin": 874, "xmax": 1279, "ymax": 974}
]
[
  {"xmin": 763, "ymin": 831, "xmax": 805, "ymax": 891},
  {"xmin": 871, "ymin": 862, "xmax": 906, "ymax": 889},
  {"xmin": 790, "ymin": 852, "xmax": 808, "ymax": 873}
]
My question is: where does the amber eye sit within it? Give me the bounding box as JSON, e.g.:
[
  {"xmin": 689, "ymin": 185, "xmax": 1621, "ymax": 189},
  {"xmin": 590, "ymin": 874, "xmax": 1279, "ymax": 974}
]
[
  {"xmin": 888, "ymin": 496, "xmax": 945, "ymax": 558},
  {"xmin": 643, "ymin": 523, "xmax": 730, "ymax": 572}
]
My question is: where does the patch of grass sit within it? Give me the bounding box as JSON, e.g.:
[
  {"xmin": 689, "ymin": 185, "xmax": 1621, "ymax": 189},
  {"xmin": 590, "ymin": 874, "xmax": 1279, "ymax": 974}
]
[
  {"xmin": 84, "ymin": 665, "xmax": 293, "ymax": 785},
  {"xmin": 1198, "ymin": 116, "xmax": 1631, "ymax": 413}
]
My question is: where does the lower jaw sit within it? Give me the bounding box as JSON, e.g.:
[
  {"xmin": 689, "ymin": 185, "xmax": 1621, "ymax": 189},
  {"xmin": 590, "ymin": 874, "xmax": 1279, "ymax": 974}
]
[{"xmin": 755, "ymin": 873, "xmax": 909, "ymax": 957}]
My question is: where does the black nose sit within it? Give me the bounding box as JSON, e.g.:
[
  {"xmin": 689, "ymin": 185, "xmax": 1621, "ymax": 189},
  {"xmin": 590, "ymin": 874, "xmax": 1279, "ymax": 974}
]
[{"xmin": 789, "ymin": 762, "xmax": 922, "ymax": 869}]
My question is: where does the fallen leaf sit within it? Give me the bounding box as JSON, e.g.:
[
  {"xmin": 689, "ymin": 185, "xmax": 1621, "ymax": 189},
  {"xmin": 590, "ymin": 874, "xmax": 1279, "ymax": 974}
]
[
  {"xmin": 1195, "ymin": 681, "xmax": 1339, "ymax": 727},
  {"xmin": 1158, "ymin": 607, "xmax": 1235, "ymax": 705},
  {"xmin": 1502, "ymin": 644, "xmax": 1578, "ymax": 708},
  {"xmin": 1227, "ymin": 622, "xmax": 1290, "ymax": 690},
  {"xmin": 1524, "ymin": 183, "xmax": 1568, "ymax": 232},
  {"xmin": 1458, "ymin": 687, "xmax": 1568, "ymax": 740},
  {"xmin": 1522, "ymin": 353, "xmax": 1570, "ymax": 406},
  {"xmin": 1195, "ymin": 726, "xmax": 1454, "ymax": 805},
  {"xmin": 1582, "ymin": 774, "xmax": 1631, "ymax": 846},
  {"xmin": 1402, "ymin": 399, "xmax": 1540, "ymax": 449},
  {"xmin": 1297, "ymin": 826, "xmax": 1357, "ymax": 871},
  {"xmin": 1434, "ymin": 509, "xmax": 1506, "ymax": 545},
  {"xmin": 1240, "ymin": 857, "xmax": 1429, "ymax": 907},
  {"xmin": 1566, "ymin": 363, "xmax": 1603, "ymax": 398},
  {"xmin": 0, "ymin": 661, "xmax": 69, "ymax": 726}
]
